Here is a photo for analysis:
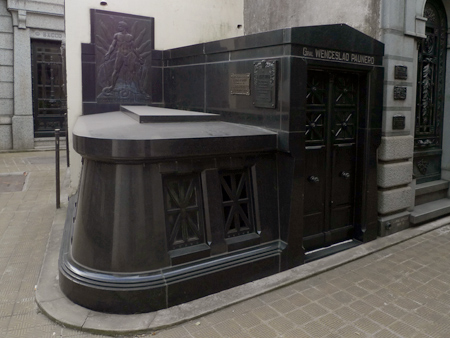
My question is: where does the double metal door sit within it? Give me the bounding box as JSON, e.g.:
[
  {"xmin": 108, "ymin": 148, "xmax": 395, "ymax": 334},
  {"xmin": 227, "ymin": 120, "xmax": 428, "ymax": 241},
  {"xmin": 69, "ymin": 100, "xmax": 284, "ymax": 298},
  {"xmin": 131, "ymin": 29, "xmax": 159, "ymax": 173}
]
[
  {"xmin": 414, "ymin": 0, "xmax": 447, "ymax": 183},
  {"xmin": 303, "ymin": 69, "xmax": 359, "ymax": 251}
]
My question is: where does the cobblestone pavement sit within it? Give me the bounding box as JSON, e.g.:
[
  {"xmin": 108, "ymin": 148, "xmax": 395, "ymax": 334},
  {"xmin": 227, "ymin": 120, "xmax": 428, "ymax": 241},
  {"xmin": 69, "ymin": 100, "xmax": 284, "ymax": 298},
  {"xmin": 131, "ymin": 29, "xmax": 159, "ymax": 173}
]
[{"xmin": 2, "ymin": 151, "xmax": 450, "ymax": 337}]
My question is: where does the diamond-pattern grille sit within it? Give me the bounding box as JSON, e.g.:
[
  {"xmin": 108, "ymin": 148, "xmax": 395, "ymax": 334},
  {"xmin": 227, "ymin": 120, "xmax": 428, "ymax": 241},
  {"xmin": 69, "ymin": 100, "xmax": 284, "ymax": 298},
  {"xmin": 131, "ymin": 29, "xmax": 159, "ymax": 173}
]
[{"xmin": 163, "ymin": 174, "xmax": 205, "ymax": 249}]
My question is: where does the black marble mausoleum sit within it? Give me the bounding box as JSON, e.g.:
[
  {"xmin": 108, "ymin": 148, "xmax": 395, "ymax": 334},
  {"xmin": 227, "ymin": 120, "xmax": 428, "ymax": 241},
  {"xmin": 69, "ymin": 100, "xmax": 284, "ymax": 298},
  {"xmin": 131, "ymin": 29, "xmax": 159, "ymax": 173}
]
[{"xmin": 60, "ymin": 10, "xmax": 384, "ymax": 314}]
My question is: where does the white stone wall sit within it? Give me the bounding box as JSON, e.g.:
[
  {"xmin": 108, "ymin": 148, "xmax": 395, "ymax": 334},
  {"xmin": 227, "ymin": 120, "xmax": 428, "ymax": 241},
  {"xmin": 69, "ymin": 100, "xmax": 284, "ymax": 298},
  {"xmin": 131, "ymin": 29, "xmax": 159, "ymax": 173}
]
[
  {"xmin": 0, "ymin": 0, "xmax": 13, "ymax": 149},
  {"xmin": 65, "ymin": 0, "xmax": 244, "ymax": 192},
  {"xmin": 244, "ymin": 0, "xmax": 382, "ymax": 39}
]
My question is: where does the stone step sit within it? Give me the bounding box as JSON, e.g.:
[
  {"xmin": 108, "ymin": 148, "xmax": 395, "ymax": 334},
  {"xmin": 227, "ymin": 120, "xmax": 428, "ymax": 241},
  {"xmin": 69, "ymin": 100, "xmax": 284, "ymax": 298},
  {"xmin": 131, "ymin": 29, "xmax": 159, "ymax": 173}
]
[
  {"xmin": 34, "ymin": 137, "xmax": 66, "ymax": 150},
  {"xmin": 410, "ymin": 198, "xmax": 450, "ymax": 225},
  {"xmin": 415, "ymin": 180, "xmax": 449, "ymax": 205}
]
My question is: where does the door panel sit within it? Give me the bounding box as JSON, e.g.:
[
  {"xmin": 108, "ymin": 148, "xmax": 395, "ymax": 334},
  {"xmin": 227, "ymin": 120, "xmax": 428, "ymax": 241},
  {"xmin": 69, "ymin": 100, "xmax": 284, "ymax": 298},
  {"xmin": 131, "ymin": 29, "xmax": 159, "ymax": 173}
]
[
  {"xmin": 414, "ymin": 0, "xmax": 447, "ymax": 183},
  {"xmin": 303, "ymin": 146, "xmax": 326, "ymax": 239},
  {"xmin": 31, "ymin": 40, "xmax": 67, "ymax": 137},
  {"xmin": 303, "ymin": 70, "xmax": 359, "ymax": 252},
  {"xmin": 331, "ymin": 144, "xmax": 355, "ymax": 208}
]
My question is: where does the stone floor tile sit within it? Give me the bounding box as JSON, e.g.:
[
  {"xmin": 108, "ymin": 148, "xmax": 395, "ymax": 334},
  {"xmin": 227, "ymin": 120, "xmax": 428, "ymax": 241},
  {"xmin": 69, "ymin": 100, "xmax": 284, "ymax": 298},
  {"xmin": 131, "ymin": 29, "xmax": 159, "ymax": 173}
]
[
  {"xmin": 247, "ymin": 323, "xmax": 278, "ymax": 338},
  {"xmin": 267, "ymin": 316, "xmax": 295, "ymax": 334},
  {"xmin": 341, "ymin": 271, "xmax": 366, "ymax": 284},
  {"xmin": 401, "ymin": 312, "xmax": 432, "ymax": 330},
  {"xmin": 203, "ymin": 308, "xmax": 239, "ymax": 325},
  {"xmin": 368, "ymin": 309, "xmax": 397, "ymax": 327},
  {"xmin": 301, "ymin": 302, "xmax": 329, "ymax": 317},
  {"xmin": 213, "ymin": 319, "xmax": 244, "ymax": 337},
  {"xmin": 272, "ymin": 286, "xmax": 297, "ymax": 299},
  {"xmin": 362, "ymin": 293, "xmax": 388, "ymax": 308},
  {"xmin": 353, "ymin": 317, "xmax": 382, "ymax": 335},
  {"xmin": 373, "ymin": 288, "xmax": 399, "ymax": 303},
  {"xmin": 230, "ymin": 332, "xmax": 252, "ymax": 338},
  {"xmin": 322, "ymin": 333, "xmax": 342, "ymax": 338},
  {"xmin": 285, "ymin": 308, "xmax": 314, "ymax": 325},
  {"xmin": 388, "ymin": 320, "xmax": 419, "ymax": 337},
  {"xmin": 268, "ymin": 298, "xmax": 297, "ymax": 314},
  {"xmin": 282, "ymin": 327, "xmax": 313, "ymax": 338},
  {"xmin": 330, "ymin": 290, "xmax": 356, "ymax": 304},
  {"xmin": 251, "ymin": 305, "xmax": 279, "ymax": 321},
  {"xmin": 348, "ymin": 299, "xmax": 375, "ymax": 316},
  {"xmin": 337, "ymin": 326, "xmax": 370, "ymax": 338},
  {"xmin": 357, "ymin": 279, "xmax": 383, "ymax": 292},
  {"xmin": 328, "ymin": 277, "xmax": 352, "ymax": 290},
  {"xmin": 380, "ymin": 304, "xmax": 409, "ymax": 319},
  {"xmin": 395, "ymin": 293, "xmax": 423, "ymax": 311},
  {"xmin": 414, "ymin": 305, "xmax": 444, "ymax": 322},
  {"xmin": 301, "ymin": 320, "xmax": 332, "ymax": 337},
  {"xmin": 233, "ymin": 312, "xmax": 261, "ymax": 330},
  {"xmin": 301, "ymin": 286, "xmax": 327, "ymax": 301},
  {"xmin": 286, "ymin": 292, "xmax": 311, "ymax": 307},
  {"xmin": 345, "ymin": 285, "xmax": 370, "ymax": 298},
  {"xmin": 11, "ymin": 299, "xmax": 38, "ymax": 316},
  {"xmin": 154, "ymin": 325, "xmax": 192, "ymax": 337},
  {"xmin": 334, "ymin": 306, "xmax": 361, "ymax": 322},
  {"xmin": 320, "ymin": 312, "xmax": 346, "ymax": 330},
  {"xmin": 258, "ymin": 291, "xmax": 283, "ymax": 304},
  {"xmin": 373, "ymin": 328, "xmax": 402, "ymax": 338},
  {"xmin": 316, "ymin": 295, "xmax": 342, "ymax": 311},
  {"xmin": 420, "ymin": 316, "xmax": 450, "ymax": 338},
  {"xmin": 314, "ymin": 281, "xmax": 340, "ymax": 295},
  {"xmin": 409, "ymin": 270, "xmax": 434, "ymax": 284}
]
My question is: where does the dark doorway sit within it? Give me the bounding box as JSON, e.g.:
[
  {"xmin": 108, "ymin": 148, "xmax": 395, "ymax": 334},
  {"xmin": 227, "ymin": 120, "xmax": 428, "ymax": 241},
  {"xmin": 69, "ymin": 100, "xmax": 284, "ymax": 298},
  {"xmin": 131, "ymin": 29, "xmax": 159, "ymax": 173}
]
[
  {"xmin": 31, "ymin": 40, "xmax": 67, "ymax": 137},
  {"xmin": 303, "ymin": 69, "xmax": 360, "ymax": 252},
  {"xmin": 414, "ymin": 0, "xmax": 447, "ymax": 183}
]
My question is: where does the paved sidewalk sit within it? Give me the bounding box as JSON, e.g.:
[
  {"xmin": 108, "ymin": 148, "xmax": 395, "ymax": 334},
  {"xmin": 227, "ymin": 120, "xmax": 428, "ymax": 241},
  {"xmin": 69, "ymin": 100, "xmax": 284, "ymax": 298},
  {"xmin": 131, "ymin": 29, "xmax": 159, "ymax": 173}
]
[{"xmin": 3, "ymin": 151, "xmax": 450, "ymax": 337}]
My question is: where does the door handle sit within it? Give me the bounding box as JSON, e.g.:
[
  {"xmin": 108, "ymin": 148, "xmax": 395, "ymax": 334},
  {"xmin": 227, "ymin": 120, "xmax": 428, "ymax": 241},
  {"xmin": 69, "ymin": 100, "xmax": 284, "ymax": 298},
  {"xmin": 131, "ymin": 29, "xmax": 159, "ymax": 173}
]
[
  {"xmin": 340, "ymin": 171, "xmax": 351, "ymax": 179},
  {"xmin": 308, "ymin": 175, "xmax": 320, "ymax": 183}
]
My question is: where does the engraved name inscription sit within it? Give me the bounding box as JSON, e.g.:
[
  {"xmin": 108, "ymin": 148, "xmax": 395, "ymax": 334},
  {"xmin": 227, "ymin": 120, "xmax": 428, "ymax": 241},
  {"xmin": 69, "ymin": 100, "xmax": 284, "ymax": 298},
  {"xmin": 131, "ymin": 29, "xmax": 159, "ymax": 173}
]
[
  {"xmin": 302, "ymin": 47, "xmax": 376, "ymax": 65},
  {"xmin": 31, "ymin": 30, "xmax": 64, "ymax": 40}
]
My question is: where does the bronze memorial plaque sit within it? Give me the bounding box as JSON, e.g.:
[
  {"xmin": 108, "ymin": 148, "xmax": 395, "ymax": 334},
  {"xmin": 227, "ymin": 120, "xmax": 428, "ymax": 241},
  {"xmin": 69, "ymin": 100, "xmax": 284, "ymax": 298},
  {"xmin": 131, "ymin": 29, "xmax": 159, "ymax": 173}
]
[
  {"xmin": 230, "ymin": 73, "xmax": 251, "ymax": 95},
  {"xmin": 392, "ymin": 114, "xmax": 406, "ymax": 130},
  {"xmin": 394, "ymin": 65, "xmax": 408, "ymax": 80},
  {"xmin": 253, "ymin": 60, "xmax": 277, "ymax": 108}
]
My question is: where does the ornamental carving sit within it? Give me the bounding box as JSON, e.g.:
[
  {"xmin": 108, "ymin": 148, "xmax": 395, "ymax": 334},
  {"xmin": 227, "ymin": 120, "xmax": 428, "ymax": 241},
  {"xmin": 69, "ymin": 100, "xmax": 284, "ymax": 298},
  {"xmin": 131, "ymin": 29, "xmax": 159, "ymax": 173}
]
[
  {"xmin": 417, "ymin": 159, "xmax": 429, "ymax": 175},
  {"xmin": 424, "ymin": 4, "xmax": 437, "ymax": 24}
]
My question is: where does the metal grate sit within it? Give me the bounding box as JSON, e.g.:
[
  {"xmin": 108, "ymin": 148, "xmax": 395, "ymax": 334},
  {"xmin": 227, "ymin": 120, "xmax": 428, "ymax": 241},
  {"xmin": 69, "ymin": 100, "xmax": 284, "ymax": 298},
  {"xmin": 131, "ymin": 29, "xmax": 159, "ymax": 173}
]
[{"xmin": 0, "ymin": 173, "xmax": 27, "ymax": 193}]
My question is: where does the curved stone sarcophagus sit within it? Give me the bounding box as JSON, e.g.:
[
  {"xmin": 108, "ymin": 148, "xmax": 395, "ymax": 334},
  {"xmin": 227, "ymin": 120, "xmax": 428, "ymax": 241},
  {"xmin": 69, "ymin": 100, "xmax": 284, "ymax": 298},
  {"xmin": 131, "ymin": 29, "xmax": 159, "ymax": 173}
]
[{"xmin": 59, "ymin": 106, "xmax": 283, "ymax": 313}]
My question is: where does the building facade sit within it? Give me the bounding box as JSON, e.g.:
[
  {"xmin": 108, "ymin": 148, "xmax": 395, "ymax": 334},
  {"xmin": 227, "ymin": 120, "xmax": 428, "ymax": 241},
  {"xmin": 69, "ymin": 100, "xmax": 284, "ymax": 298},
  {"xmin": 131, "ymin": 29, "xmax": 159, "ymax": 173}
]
[
  {"xmin": 0, "ymin": 0, "xmax": 65, "ymax": 150},
  {"xmin": 245, "ymin": 0, "xmax": 450, "ymax": 235}
]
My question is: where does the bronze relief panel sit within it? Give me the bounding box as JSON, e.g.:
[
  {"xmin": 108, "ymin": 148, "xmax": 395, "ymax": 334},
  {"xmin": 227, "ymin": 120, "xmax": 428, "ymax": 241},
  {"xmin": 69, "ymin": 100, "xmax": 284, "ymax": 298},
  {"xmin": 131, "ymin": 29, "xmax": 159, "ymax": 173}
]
[{"xmin": 91, "ymin": 10, "xmax": 154, "ymax": 104}]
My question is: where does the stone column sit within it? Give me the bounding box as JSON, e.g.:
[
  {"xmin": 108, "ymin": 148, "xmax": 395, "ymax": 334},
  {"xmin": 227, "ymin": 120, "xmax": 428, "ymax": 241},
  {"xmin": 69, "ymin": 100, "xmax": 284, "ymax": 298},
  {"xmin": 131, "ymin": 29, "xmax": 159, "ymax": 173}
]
[
  {"xmin": 377, "ymin": 0, "xmax": 416, "ymax": 235},
  {"xmin": 10, "ymin": 9, "xmax": 34, "ymax": 150},
  {"xmin": 0, "ymin": 0, "xmax": 13, "ymax": 150}
]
